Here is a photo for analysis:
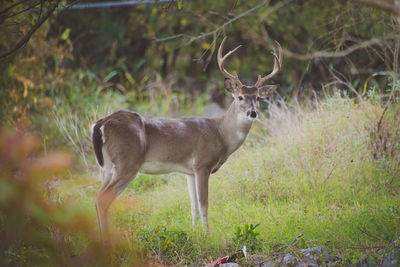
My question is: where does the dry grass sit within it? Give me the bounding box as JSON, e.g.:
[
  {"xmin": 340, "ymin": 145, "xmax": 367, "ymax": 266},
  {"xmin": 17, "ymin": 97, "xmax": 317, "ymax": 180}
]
[{"xmin": 52, "ymin": 92, "xmax": 400, "ymax": 266}]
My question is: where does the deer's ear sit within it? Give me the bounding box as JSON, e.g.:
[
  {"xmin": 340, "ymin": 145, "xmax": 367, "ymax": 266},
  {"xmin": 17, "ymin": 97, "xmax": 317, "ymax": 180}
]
[
  {"xmin": 224, "ymin": 78, "xmax": 238, "ymax": 93},
  {"xmin": 258, "ymin": 84, "xmax": 279, "ymax": 97}
]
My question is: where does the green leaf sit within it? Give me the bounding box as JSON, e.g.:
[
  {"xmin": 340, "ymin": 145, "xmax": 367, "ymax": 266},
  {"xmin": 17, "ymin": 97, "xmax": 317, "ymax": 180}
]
[
  {"xmin": 125, "ymin": 72, "xmax": 136, "ymax": 86},
  {"xmin": 61, "ymin": 28, "xmax": 71, "ymax": 45},
  {"xmin": 104, "ymin": 70, "xmax": 118, "ymax": 83}
]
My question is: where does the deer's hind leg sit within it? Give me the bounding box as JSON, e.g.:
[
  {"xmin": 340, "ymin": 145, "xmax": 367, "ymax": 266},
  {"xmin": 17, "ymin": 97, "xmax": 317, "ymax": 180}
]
[
  {"xmin": 95, "ymin": 162, "xmax": 141, "ymax": 246},
  {"xmin": 95, "ymin": 148, "xmax": 113, "ymax": 244},
  {"xmin": 95, "ymin": 119, "xmax": 146, "ymax": 247}
]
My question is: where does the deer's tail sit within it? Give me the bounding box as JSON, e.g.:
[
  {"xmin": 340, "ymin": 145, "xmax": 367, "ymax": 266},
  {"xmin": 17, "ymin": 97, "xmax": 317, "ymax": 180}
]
[{"xmin": 91, "ymin": 121, "xmax": 104, "ymax": 167}]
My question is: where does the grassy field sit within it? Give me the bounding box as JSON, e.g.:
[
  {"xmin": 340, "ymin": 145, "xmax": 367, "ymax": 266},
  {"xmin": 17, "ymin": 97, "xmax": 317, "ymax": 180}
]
[{"xmin": 53, "ymin": 93, "xmax": 400, "ymax": 266}]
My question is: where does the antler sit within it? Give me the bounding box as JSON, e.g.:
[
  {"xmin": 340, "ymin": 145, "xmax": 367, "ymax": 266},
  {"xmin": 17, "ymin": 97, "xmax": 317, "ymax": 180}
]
[
  {"xmin": 254, "ymin": 41, "xmax": 283, "ymax": 88},
  {"xmin": 218, "ymin": 37, "xmax": 243, "ymax": 88}
]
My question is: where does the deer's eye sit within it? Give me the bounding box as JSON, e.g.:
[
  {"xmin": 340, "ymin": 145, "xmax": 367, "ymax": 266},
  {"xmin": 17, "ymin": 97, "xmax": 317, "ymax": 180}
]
[{"xmin": 238, "ymin": 96, "xmax": 244, "ymax": 101}]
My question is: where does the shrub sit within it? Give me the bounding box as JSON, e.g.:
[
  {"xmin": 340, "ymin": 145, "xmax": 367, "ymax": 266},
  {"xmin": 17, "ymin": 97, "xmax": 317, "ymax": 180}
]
[
  {"xmin": 138, "ymin": 225, "xmax": 193, "ymax": 265},
  {"xmin": 233, "ymin": 223, "xmax": 263, "ymax": 252}
]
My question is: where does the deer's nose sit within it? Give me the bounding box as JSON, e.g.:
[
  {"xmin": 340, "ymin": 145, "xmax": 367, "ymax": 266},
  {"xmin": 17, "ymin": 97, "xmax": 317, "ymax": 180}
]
[{"xmin": 247, "ymin": 110, "xmax": 257, "ymax": 118}]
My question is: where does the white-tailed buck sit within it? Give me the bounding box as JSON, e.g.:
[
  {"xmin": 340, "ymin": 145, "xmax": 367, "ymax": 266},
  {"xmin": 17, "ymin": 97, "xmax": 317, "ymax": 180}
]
[{"xmin": 91, "ymin": 37, "xmax": 282, "ymax": 243}]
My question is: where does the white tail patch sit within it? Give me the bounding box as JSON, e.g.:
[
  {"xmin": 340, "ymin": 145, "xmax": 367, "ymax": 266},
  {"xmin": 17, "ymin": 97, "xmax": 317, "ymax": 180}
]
[
  {"xmin": 100, "ymin": 125, "xmax": 106, "ymax": 143},
  {"xmin": 90, "ymin": 123, "xmax": 96, "ymax": 135}
]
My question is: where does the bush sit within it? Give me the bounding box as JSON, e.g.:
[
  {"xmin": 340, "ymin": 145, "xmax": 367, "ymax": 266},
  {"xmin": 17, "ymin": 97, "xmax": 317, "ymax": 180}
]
[
  {"xmin": 233, "ymin": 223, "xmax": 263, "ymax": 253},
  {"xmin": 138, "ymin": 226, "xmax": 193, "ymax": 265}
]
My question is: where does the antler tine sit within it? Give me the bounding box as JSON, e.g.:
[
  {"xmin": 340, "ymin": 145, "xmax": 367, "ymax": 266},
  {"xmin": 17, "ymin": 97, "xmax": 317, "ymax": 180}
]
[
  {"xmin": 218, "ymin": 37, "xmax": 243, "ymax": 87},
  {"xmin": 255, "ymin": 41, "xmax": 283, "ymax": 88}
]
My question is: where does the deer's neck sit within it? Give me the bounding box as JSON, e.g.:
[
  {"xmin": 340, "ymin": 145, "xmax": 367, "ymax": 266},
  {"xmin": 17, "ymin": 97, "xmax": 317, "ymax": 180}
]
[{"xmin": 217, "ymin": 102, "xmax": 253, "ymax": 155}]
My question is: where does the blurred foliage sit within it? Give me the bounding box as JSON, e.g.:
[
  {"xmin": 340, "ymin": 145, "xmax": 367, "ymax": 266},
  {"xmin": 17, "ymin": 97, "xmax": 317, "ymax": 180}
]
[
  {"xmin": 51, "ymin": 0, "xmax": 398, "ymax": 89},
  {"xmin": 0, "ymin": 127, "xmax": 143, "ymax": 266},
  {"xmin": 1, "ymin": 0, "xmax": 399, "ymax": 129}
]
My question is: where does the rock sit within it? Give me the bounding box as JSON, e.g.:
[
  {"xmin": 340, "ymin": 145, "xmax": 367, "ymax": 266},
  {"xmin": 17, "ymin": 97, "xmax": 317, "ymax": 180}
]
[
  {"xmin": 300, "ymin": 246, "xmax": 332, "ymax": 263},
  {"xmin": 261, "ymin": 246, "xmax": 335, "ymax": 267},
  {"xmin": 382, "ymin": 254, "xmax": 398, "ymax": 266},
  {"xmin": 220, "ymin": 263, "xmax": 239, "ymax": 267},
  {"xmin": 283, "ymin": 246, "xmax": 331, "ymax": 266},
  {"xmin": 355, "ymin": 254, "xmax": 398, "ymax": 267},
  {"xmin": 282, "ymin": 252, "xmax": 296, "ymax": 265}
]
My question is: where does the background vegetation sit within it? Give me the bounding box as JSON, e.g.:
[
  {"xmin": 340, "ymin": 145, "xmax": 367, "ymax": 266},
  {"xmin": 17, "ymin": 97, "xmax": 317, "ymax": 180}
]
[{"xmin": 0, "ymin": 0, "xmax": 399, "ymax": 266}]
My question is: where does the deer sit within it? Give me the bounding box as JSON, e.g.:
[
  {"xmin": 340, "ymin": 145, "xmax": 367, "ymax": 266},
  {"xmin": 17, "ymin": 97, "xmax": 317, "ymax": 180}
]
[{"xmin": 91, "ymin": 37, "xmax": 282, "ymax": 244}]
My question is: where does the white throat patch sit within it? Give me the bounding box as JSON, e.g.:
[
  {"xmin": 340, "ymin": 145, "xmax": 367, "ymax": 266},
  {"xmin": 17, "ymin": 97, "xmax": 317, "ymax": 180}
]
[{"xmin": 237, "ymin": 112, "xmax": 252, "ymax": 125}]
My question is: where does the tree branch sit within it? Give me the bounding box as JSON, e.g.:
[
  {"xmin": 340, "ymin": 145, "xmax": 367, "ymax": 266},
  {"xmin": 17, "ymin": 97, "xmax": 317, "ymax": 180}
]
[
  {"xmin": 4, "ymin": 2, "xmax": 40, "ymax": 20},
  {"xmin": 0, "ymin": 0, "xmax": 30, "ymax": 15},
  {"xmin": 0, "ymin": 0, "xmax": 61, "ymax": 60},
  {"xmin": 261, "ymin": 31, "xmax": 400, "ymax": 60},
  {"xmin": 184, "ymin": 0, "xmax": 269, "ymax": 45},
  {"xmin": 154, "ymin": 0, "xmax": 292, "ymax": 44}
]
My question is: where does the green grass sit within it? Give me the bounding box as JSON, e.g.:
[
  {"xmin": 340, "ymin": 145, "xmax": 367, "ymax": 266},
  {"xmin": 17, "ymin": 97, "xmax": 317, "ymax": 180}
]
[{"xmin": 56, "ymin": 94, "xmax": 400, "ymax": 266}]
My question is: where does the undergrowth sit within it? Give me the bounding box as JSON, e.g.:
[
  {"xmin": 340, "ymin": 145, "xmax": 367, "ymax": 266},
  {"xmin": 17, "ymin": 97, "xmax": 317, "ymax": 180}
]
[{"xmin": 50, "ymin": 91, "xmax": 400, "ymax": 266}]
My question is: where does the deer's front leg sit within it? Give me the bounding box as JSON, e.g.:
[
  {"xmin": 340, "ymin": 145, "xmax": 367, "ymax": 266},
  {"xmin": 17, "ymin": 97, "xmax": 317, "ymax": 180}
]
[
  {"xmin": 195, "ymin": 169, "xmax": 211, "ymax": 233},
  {"xmin": 186, "ymin": 175, "xmax": 199, "ymax": 226}
]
